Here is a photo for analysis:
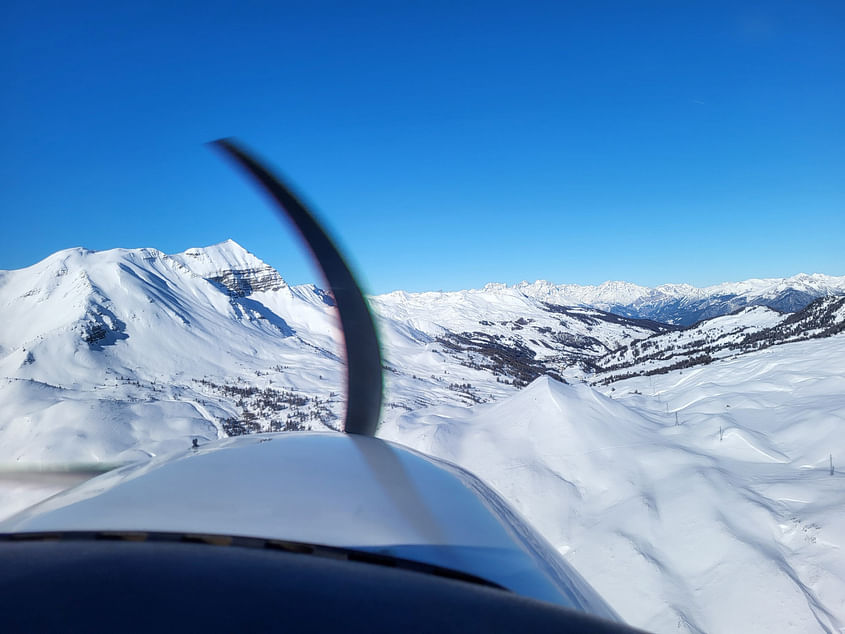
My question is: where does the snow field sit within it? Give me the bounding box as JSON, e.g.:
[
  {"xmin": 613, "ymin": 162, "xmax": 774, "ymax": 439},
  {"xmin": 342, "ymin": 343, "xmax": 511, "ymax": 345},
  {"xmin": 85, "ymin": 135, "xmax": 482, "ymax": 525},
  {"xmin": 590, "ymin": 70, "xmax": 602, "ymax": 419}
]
[{"xmin": 381, "ymin": 336, "xmax": 845, "ymax": 632}]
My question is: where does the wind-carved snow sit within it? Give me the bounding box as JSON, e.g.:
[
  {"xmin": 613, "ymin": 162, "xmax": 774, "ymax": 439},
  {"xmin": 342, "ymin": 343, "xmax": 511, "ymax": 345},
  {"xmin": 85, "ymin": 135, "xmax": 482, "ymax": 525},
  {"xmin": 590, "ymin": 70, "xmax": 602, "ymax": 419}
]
[
  {"xmin": 381, "ymin": 336, "xmax": 845, "ymax": 633},
  {"xmin": 1, "ymin": 241, "xmax": 844, "ymax": 633}
]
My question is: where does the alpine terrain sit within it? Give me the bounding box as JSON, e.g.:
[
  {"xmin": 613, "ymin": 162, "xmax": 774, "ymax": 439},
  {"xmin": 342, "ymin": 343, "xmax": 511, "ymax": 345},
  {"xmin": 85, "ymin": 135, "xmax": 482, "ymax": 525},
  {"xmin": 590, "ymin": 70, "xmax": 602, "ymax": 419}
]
[{"xmin": 1, "ymin": 240, "xmax": 844, "ymax": 633}]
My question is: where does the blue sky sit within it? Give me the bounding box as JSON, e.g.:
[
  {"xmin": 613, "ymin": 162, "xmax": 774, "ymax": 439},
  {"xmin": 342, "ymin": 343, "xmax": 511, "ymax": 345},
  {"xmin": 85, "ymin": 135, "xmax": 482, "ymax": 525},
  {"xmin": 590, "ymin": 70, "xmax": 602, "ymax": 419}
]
[{"xmin": 1, "ymin": 1, "xmax": 843, "ymax": 293}]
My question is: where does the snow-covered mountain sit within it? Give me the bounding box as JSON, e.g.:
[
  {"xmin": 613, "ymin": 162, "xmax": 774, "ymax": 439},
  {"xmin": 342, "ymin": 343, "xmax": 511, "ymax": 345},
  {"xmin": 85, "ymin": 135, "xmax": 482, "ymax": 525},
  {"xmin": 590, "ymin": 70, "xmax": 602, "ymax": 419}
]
[
  {"xmin": 0, "ymin": 241, "xmax": 345, "ymax": 463},
  {"xmin": 2, "ymin": 240, "xmax": 842, "ymax": 464},
  {"xmin": 593, "ymin": 296, "xmax": 845, "ymax": 383},
  {"xmin": 2, "ymin": 240, "xmax": 845, "ymax": 632},
  {"xmin": 0, "ymin": 240, "xmax": 675, "ymax": 462},
  {"xmin": 382, "ymin": 335, "xmax": 845, "ymax": 633},
  {"xmin": 372, "ymin": 287, "xmax": 672, "ymax": 383},
  {"xmin": 509, "ymin": 274, "xmax": 845, "ymax": 325}
]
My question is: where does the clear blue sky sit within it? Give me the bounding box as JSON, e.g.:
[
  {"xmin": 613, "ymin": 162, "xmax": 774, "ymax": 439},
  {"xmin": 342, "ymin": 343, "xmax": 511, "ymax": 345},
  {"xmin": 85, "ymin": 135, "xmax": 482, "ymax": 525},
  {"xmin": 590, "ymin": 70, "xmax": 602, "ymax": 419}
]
[{"xmin": 1, "ymin": 1, "xmax": 843, "ymax": 293}]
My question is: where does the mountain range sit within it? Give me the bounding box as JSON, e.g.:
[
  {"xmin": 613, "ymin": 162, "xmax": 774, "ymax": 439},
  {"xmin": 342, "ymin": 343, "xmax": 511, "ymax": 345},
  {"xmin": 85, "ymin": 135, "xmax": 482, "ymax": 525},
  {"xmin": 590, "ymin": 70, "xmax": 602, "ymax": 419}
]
[
  {"xmin": 491, "ymin": 272, "xmax": 845, "ymax": 325},
  {"xmin": 2, "ymin": 240, "xmax": 844, "ymax": 632},
  {"xmin": 1, "ymin": 239, "xmax": 843, "ymax": 463}
]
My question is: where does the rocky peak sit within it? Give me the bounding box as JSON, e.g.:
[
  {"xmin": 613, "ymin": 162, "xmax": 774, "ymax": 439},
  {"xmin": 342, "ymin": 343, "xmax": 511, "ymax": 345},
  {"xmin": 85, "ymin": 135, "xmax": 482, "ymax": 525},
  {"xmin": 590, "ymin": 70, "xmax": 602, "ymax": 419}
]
[{"xmin": 170, "ymin": 240, "xmax": 287, "ymax": 297}]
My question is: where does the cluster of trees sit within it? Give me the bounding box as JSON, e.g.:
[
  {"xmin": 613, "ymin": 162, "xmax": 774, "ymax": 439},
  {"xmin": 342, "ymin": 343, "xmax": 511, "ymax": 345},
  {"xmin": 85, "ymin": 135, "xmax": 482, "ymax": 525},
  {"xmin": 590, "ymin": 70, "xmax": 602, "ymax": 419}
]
[
  {"xmin": 598, "ymin": 354, "xmax": 715, "ymax": 385},
  {"xmin": 193, "ymin": 377, "xmax": 338, "ymax": 436},
  {"xmin": 447, "ymin": 382, "xmax": 484, "ymax": 404},
  {"xmin": 436, "ymin": 331, "xmax": 550, "ymax": 387},
  {"xmin": 741, "ymin": 296, "xmax": 845, "ymax": 349},
  {"xmin": 599, "ymin": 297, "xmax": 845, "ymax": 384}
]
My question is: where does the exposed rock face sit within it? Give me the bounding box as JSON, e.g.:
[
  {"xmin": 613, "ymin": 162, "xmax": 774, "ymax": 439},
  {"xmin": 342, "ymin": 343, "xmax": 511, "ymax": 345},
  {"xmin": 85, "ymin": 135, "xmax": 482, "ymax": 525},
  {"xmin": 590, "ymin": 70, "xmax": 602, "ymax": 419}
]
[
  {"xmin": 79, "ymin": 306, "xmax": 128, "ymax": 349},
  {"xmin": 210, "ymin": 265, "xmax": 286, "ymax": 297},
  {"xmin": 173, "ymin": 240, "xmax": 288, "ymax": 297}
]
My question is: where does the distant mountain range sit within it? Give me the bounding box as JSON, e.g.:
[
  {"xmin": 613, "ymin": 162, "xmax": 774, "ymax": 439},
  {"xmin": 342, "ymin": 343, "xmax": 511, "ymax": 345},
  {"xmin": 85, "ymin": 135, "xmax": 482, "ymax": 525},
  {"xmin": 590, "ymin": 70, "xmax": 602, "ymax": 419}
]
[
  {"xmin": 1, "ymin": 240, "xmax": 843, "ymax": 462},
  {"xmin": 488, "ymin": 273, "xmax": 845, "ymax": 325},
  {"xmin": 592, "ymin": 297, "xmax": 845, "ymax": 383}
]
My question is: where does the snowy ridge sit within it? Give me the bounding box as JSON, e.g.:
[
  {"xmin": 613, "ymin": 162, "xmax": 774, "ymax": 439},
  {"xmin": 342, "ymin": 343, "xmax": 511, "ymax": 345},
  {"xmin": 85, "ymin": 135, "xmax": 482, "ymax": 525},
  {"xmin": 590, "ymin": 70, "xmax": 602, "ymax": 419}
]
[
  {"xmin": 0, "ymin": 241, "xmax": 344, "ymax": 463},
  {"xmin": 593, "ymin": 296, "xmax": 845, "ymax": 382},
  {"xmin": 2, "ymin": 241, "xmax": 843, "ymax": 464},
  {"xmin": 511, "ymin": 273, "xmax": 845, "ymax": 305},
  {"xmin": 171, "ymin": 239, "xmax": 271, "ymax": 278},
  {"xmin": 2, "ymin": 241, "xmax": 845, "ymax": 632},
  {"xmin": 171, "ymin": 239, "xmax": 288, "ymax": 296},
  {"xmin": 382, "ymin": 337, "xmax": 845, "ymax": 633},
  {"xmin": 486, "ymin": 274, "xmax": 845, "ymax": 325},
  {"xmin": 3, "ymin": 241, "xmax": 617, "ymax": 462},
  {"xmin": 372, "ymin": 286, "xmax": 670, "ymax": 381}
]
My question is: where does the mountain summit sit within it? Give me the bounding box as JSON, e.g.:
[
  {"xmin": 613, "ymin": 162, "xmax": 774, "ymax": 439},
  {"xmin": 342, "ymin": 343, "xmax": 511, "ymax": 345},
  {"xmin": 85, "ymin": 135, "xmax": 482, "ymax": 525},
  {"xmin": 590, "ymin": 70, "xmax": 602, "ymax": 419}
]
[{"xmin": 171, "ymin": 240, "xmax": 287, "ymax": 296}]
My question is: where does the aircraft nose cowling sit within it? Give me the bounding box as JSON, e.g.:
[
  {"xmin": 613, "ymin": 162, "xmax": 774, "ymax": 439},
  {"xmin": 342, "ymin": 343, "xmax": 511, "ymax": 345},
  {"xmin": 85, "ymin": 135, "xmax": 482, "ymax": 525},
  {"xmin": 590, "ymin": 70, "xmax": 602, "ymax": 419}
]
[{"xmin": 0, "ymin": 431, "xmax": 620, "ymax": 622}]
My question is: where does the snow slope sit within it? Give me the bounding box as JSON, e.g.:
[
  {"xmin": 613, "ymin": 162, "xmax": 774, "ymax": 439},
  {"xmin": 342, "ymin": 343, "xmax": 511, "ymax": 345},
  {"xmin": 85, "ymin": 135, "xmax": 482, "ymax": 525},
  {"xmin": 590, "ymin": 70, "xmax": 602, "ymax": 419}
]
[
  {"xmin": 0, "ymin": 241, "xmax": 670, "ymax": 464},
  {"xmin": 3, "ymin": 241, "xmax": 845, "ymax": 632},
  {"xmin": 595, "ymin": 306, "xmax": 786, "ymax": 378},
  {"xmin": 0, "ymin": 242, "xmax": 346, "ymax": 463},
  {"xmin": 594, "ymin": 297, "xmax": 845, "ymax": 382},
  {"xmin": 381, "ymin": 335, "xmax": 845, "ymax": 633}
]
